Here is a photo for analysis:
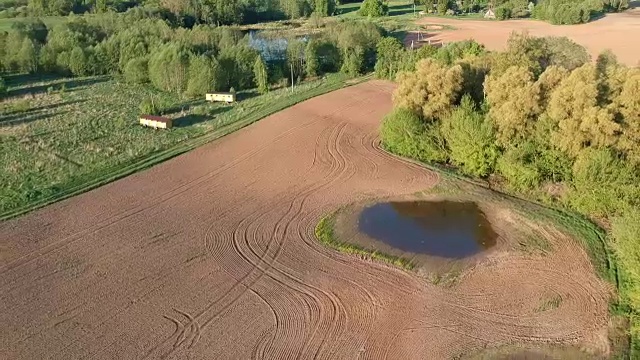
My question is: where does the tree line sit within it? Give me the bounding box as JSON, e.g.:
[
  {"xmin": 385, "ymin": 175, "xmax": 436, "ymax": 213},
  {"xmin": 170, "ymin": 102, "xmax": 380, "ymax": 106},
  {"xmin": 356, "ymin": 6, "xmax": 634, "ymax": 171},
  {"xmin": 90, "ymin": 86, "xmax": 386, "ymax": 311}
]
[
  {"xmin": 0, "ymin": 11, "xmax": 384, "ymax": 98},
  {"xmin": 379, "ymin": 32, "xmax": 640, "ymax": 336},
  {"xmin": 413, "ymin": 0, "xmax": 629, "ymax": 23},
  {"xmin": 2, "ymin": 0, "xmax": 339, "ymax": 24}
]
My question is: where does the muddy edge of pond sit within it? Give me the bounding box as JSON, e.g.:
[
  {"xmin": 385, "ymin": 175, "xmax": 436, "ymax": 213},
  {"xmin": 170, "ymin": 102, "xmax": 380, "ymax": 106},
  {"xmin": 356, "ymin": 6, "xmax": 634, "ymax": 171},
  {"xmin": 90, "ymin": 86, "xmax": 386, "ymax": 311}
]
[{"xmin": 333, "ymin": 193, "xmax": 539, "ymax": 276}]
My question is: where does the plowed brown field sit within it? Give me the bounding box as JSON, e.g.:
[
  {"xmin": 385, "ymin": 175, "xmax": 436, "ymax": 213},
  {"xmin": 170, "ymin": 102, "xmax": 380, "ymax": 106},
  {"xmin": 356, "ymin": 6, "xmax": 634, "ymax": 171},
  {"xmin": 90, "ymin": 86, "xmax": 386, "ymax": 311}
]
[
  {"xmin": 414, "ymin": 9, "xmax": 640, "ymax": 66},
  {"xmin": 0, "ymin": 81, "xmax": 611, "ymax": 359}
]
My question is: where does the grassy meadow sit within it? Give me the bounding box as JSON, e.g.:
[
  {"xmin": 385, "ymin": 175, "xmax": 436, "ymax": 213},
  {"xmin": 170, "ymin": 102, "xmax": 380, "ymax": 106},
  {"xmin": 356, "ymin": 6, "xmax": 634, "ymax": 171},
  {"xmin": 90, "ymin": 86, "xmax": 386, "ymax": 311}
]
[{"xmin": 0, "ymin": 73, "xmax": 352, "ymax": 219}]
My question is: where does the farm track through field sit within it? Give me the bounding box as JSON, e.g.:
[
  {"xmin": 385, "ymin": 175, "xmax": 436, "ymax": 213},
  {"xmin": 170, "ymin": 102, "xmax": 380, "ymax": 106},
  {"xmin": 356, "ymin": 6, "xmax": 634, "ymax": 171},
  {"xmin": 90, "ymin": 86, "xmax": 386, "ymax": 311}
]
[{"xmin": 0, "ymin": 81, "xmax": 611, "ymax": 359}]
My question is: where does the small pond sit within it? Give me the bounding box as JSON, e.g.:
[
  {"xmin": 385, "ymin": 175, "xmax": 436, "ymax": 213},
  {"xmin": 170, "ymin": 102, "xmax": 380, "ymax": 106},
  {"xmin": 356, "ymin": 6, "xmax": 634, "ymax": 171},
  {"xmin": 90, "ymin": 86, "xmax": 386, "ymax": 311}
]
[
  {"xmin": 358, "ymin": 201, "xmax": 497, "ymax": 259},
  {"xmin": 247, "ymin": 30, "xmax": 309, "ymax": 61}
]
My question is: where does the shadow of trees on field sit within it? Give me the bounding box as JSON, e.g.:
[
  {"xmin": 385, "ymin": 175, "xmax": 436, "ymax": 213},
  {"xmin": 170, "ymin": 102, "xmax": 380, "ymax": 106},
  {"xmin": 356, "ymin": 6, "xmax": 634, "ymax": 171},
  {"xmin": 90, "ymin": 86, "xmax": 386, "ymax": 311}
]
[
  {"xmin": 5, "ymin": 76, "xmax": 110, "ymax": 98},
  {"xmin": 0, "ymin": 99, "xmax": 84, "ymax": 127},
  {"xmin": 0, "ymin": 111, "xmax": 68, "ymax": 127},
  {"xmin": 173, "ymin": 106, "xmax": 232, "ymax": 127},
  {"xmin": 0, "ymin": 99, "xmax": 85, "ymax": 117},
  {"xmin": 389, "ymin": 3, "xmax": 417, "ymax": 17}
]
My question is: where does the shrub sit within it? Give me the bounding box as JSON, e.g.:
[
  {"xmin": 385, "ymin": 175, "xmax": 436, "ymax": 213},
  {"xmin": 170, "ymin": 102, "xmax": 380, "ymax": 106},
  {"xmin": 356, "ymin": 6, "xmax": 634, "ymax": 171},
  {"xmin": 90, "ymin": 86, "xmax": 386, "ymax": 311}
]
[
  {"xmin": 495, "ymin": 144, "xmax": 542, "ymax": 191},
  {"xmin": 568, "ymin": 148, "xmax": 639, "ymax": 217},
  {"xmin": 139, "ymin": 97, "xmax": 159, "ymax": 115},
  {"xmin": 543, "ymin": 36, "xmax": 591, "ymax": 71},
  {"xmin": 358, "ymin": 0, "xmax": 388, "ymax": 17},
  {"xmin": 340, "ymin": 48, "xmax": 365, "ymax": 77},
  {"xmin": 611, "ymin": 208, "xmax": 640, "ymax": 336},
  {"xmin": 495, "ymin": 6, "xmax": 512, "ymax": 19},
  {"xmin": 380, "ymin": 108, "xmax": 448, "ymax": 164},
  {"xmin": 253, "ymin": 55, "xmax": 269, "ymax": 94},
  {"xmin": 374, "ymin": 37, "xmax": 405, "ymax": 80},
  {"xmin": 437, "ymin": 0, "xmax": 450, "ymax": 15}
]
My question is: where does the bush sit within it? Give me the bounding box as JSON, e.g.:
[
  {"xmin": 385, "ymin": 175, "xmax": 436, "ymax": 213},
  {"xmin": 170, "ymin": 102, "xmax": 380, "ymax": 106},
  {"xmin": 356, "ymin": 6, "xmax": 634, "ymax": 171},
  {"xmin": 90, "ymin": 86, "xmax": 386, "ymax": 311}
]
[
  {"xmin": 495, "ymin": 145, "xmax": 542, "ymax": 191},
  {"xmin": 380, "ymin": 108, "xmax": 448, "ymax": 163},
  {"xmin": 374, "ymin": 37, "xmax": 405, "ymax": 80},
  {"xmin": 611, "ymin": 209, "xmax": 640, "ymax": 336},
  {"xmin": 139, "ymin": 97, "xmax": 160, "ymax": 115},
  {"xmin": 340, "ymin": 48, "xmax": 365, "ymax": 77},
  {"xmin": 543, "ymin": 36, "xmax": 590, "ymax": 71},
  {"xmin": 437, "ymin": 0, "xmax": 450, "ymax": 15},
  {"xmin": 495, "ymin": 6, "xmax": 512, "ymax": 19},
  {"xmin": 253, "ymin": 55, "xmax": 269, "ymax": 94},
  {"xmin": 358, "ymin": 0, "xmax": 388, "ymax": 17},
  {"xmin": 441, "ymin": 97, "xmax": 498, "ymax": 177},
  {"xmin": 568, "ymin": 148, "xmax": 639, "ymax": 217}
]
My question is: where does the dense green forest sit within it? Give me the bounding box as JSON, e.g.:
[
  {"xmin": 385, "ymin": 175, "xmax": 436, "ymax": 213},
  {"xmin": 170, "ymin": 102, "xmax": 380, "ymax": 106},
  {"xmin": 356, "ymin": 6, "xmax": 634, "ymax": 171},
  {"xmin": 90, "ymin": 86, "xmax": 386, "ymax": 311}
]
[
  {"xmin": 1, "ymin": 0, "xmax": 339, "ymax": 22},
  {"xmin": 415, "ymin": 0, "xmax": 629, "ymax": 22},
  {"xmin": 378, "ymin": 32, "xmax": 640, "ymax": 343},
  {"xmin": 0, "ymin": 0, "xmax": 631, "ymax": 25}
]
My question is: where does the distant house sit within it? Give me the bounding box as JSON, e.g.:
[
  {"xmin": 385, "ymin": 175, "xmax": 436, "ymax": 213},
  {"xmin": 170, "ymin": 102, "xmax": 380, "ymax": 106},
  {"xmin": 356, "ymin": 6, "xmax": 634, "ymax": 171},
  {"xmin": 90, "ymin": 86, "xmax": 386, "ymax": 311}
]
[
  {"xmin": 484, "ymin": 9, "xmax": 496, "ymax": 18},
  {"xmin": 206, "ymin": 92, "xmax": 236, "ymax": 104},
  {"xmin": 140, "ymin": 114, "xmax": 173, "ymax": 129}
]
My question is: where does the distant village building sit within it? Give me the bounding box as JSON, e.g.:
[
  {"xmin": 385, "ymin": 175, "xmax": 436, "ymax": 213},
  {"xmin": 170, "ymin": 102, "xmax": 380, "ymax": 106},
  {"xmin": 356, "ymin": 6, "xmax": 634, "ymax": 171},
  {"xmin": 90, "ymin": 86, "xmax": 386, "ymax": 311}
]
[
  {"xmin": 484, "ymin": 9, "xmax": 496, "ymax": 19},
  {"xmin": 139, "ymin": 114, "xmax": 173, "ymax": 129},
  {"xmin": 206, "ymin": 92, "xmax": 236, "ymax": 104}
]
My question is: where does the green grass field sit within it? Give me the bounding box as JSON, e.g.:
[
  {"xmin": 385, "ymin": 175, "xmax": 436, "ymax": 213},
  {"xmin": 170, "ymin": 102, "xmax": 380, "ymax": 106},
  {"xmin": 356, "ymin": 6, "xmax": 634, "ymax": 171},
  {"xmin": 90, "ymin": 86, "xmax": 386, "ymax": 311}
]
[{"xmin": 0, "ymin": 73, "xmax": 354, "ymax": 220}]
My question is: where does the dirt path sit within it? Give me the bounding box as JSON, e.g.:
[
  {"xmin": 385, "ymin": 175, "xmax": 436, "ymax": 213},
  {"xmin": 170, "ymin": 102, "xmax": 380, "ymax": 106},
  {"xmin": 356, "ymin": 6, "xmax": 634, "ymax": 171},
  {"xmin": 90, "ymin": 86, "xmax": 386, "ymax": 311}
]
[
  {"xmin": 0, "ymin": 81, "xmax": 611, "ymax": 359},
  {"xmin": 415, "ymin": 10, "xmax": 640, "ymax": 66}
]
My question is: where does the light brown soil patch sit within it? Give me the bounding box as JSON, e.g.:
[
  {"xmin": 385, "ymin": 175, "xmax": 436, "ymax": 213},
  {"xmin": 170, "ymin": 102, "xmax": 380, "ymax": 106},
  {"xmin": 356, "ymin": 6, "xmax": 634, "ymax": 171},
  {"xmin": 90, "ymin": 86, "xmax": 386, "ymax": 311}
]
[
  {"xmin": 415, "ymin": 10, "xmax": 640, "ymax": 66},
  {"xmin": 0, "ymin": 81, "xmax": 611, "ymax": 359}
]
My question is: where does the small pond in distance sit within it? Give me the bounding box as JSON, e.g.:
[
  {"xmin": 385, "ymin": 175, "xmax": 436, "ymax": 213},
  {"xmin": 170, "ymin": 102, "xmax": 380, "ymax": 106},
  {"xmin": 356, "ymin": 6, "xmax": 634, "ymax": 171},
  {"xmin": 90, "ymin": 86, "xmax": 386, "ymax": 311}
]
[{"xmin": 358, "ymin": 201, "xmax": 497, "ymax": 259}]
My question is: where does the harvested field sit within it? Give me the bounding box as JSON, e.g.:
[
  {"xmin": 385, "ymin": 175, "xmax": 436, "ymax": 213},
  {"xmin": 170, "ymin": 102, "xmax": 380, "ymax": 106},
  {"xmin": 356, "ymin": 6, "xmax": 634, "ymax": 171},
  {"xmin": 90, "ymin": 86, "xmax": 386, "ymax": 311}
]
[
  {"xmin": 0, "ymin": 81, "xmax": 612, "ymax": 359},
  {"xmin": 414, "ymin": 9, "xmax": 640, "ymax": 66}
]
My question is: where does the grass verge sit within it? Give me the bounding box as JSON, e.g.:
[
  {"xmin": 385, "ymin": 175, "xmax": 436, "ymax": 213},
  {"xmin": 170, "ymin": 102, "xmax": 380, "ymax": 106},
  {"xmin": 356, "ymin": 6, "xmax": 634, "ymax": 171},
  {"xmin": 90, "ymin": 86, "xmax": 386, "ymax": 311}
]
[{"xmin": 315, "ymin": 211, "xmax": 414, "ymax": 270}]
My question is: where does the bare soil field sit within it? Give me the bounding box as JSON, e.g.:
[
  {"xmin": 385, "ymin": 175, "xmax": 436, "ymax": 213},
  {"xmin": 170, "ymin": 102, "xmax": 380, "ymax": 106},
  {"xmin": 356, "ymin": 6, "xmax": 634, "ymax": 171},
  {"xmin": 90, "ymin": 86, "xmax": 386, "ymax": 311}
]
[
  {"xmin": 0, "ymin": 81, "xmax": 612, "ymax": 359},
  {"xmin": 414, "ymin": 9, "xmax": 640, "ymax": 66}
]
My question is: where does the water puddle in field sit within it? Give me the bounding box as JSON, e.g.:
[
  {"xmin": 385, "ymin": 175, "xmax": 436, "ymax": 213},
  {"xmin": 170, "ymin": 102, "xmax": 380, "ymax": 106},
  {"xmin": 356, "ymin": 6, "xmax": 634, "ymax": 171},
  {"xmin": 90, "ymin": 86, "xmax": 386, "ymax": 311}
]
[{"xmin": 358, "ymin": 201, "xmax": 497, "ymax": 259}]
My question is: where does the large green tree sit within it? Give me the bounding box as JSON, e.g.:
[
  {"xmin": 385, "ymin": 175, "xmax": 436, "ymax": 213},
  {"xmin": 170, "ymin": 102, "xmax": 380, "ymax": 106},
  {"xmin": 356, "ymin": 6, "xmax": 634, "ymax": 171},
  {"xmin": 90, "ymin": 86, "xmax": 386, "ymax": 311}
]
[
  {"xmin": 548, "ymin": 64, "xmax": 620, "ymax": 157},
  {"xmin": 149, "ymin": 43, "xmax": 191, "ymax": 94},
  {"xmin": 441, "ymin": 96, "xmax": 498, "ymax": 177},
  {"xmin": 393, "ymin": 58, "xmax": 464, "ymax": 121},
  {"xmin": 374, "ymin": 37, "xmax": 405, "ymax": 80},
  {"xmin": 17, "ymin": 38, "xmax": 39, "ymax": 73},
  {"xmin": 484, "ymin": 66, "xmax": 541, "ymax": 145},
  {"xmin": 253, "ymin": 55, "xmax": 269, "ymax": 94}
]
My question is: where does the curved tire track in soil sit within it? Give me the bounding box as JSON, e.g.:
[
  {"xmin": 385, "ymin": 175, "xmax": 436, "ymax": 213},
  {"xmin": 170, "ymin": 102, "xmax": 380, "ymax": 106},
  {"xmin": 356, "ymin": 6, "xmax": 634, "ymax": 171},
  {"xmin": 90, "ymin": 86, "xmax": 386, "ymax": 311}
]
[{"xmin": 0, "ymin": 80, "xmax": 610, "ymax": 359}]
